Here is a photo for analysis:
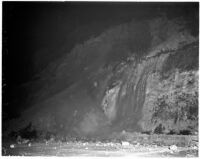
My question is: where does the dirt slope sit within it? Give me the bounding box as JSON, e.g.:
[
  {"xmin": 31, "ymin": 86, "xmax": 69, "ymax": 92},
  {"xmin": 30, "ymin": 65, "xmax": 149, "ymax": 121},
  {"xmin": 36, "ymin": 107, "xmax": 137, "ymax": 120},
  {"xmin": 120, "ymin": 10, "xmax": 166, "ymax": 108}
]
[{"xmin": 4, "ymin": 16, "xmax": 198, "ymax": 139}]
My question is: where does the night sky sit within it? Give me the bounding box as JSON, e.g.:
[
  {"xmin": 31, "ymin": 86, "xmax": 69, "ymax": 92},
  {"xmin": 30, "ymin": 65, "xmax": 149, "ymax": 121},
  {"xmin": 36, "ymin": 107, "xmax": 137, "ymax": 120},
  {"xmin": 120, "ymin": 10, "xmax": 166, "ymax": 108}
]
[{"xmin": 2, "ymin": 2, "xmax": 198, "ymax": 119}]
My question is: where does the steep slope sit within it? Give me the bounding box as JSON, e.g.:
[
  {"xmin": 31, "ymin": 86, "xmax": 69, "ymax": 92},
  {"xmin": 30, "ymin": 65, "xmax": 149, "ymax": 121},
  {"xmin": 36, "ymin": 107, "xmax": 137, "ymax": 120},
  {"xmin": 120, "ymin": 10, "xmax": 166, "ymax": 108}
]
[{"xmin": 5, "ymin": 16, "xmax": 198, "ymax": 138}]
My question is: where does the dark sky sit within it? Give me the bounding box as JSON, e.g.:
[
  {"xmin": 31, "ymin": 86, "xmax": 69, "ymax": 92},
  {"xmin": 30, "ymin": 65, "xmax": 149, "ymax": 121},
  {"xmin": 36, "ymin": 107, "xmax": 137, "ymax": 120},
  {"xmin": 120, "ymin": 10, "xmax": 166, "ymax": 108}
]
[{"xmin": 3, "ymin": 2, "xmax": 198, "ymax": 88}]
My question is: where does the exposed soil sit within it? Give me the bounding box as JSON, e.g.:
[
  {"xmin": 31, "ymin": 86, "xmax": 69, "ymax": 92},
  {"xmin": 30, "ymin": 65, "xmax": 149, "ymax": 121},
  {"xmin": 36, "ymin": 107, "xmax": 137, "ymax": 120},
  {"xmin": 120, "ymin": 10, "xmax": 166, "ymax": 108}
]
[{"xmin": 3, "ymin": 134, "xmax": 198, "ymax": 157}]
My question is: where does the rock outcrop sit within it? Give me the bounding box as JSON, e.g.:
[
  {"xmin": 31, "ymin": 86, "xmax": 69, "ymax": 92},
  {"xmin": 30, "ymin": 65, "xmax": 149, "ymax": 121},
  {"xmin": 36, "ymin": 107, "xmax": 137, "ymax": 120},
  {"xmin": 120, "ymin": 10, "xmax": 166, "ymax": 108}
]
[{"xmin": 5, "ymin": 16, "xmax": 198, "ymax": 138}]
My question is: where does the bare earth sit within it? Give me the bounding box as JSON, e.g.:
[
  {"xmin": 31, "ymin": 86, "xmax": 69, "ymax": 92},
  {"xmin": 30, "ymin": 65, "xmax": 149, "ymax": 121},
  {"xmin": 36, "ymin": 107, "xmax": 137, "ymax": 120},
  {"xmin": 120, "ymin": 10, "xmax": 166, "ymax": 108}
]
[{"xmin": 3, "ymin": 134, "xmax": 198, "ymax": 157}]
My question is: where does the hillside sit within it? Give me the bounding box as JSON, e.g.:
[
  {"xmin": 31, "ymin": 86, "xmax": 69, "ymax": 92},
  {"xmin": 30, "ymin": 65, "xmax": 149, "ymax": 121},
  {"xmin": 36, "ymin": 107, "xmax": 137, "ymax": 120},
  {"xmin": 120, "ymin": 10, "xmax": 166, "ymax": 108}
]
[{"xmin": 4, "ymin": 15, "xmax": 198, "ymax": 140}]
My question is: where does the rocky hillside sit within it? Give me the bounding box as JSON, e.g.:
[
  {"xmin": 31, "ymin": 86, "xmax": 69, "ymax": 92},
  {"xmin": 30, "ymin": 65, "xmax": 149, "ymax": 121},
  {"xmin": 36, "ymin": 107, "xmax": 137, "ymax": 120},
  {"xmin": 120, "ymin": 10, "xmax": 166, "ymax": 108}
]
[{"xmin": 4, "ymin": 16, "xmax": 198, "ymax": 139}]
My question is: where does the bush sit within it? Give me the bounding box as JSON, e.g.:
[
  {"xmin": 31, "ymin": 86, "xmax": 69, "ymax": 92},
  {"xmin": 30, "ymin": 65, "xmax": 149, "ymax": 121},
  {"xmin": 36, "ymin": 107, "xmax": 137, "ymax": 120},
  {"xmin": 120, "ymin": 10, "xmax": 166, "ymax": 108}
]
[{"xmin": 152, "ymin": 91, "xmax": 198, "ymax": 134}]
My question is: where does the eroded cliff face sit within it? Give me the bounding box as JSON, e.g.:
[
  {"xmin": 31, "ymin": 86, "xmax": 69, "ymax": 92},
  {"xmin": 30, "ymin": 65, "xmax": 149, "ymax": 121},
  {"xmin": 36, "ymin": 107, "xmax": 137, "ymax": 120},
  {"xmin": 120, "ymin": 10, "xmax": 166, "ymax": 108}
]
[
  {"xmin": 5, "ymin": 16, "xmax": 198, "ymax": 138},
  {"xmin": 139, "ymin": 43, "xmax": 198, "ymax": 134}
]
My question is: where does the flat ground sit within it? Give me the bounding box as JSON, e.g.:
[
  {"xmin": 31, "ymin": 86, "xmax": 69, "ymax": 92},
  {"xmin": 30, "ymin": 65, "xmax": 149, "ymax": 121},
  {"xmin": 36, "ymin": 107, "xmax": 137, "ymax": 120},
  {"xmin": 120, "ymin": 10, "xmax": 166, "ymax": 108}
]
[{"xmin": 2, "ymin": 134, "xmax": 198, "ymax": 157}]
